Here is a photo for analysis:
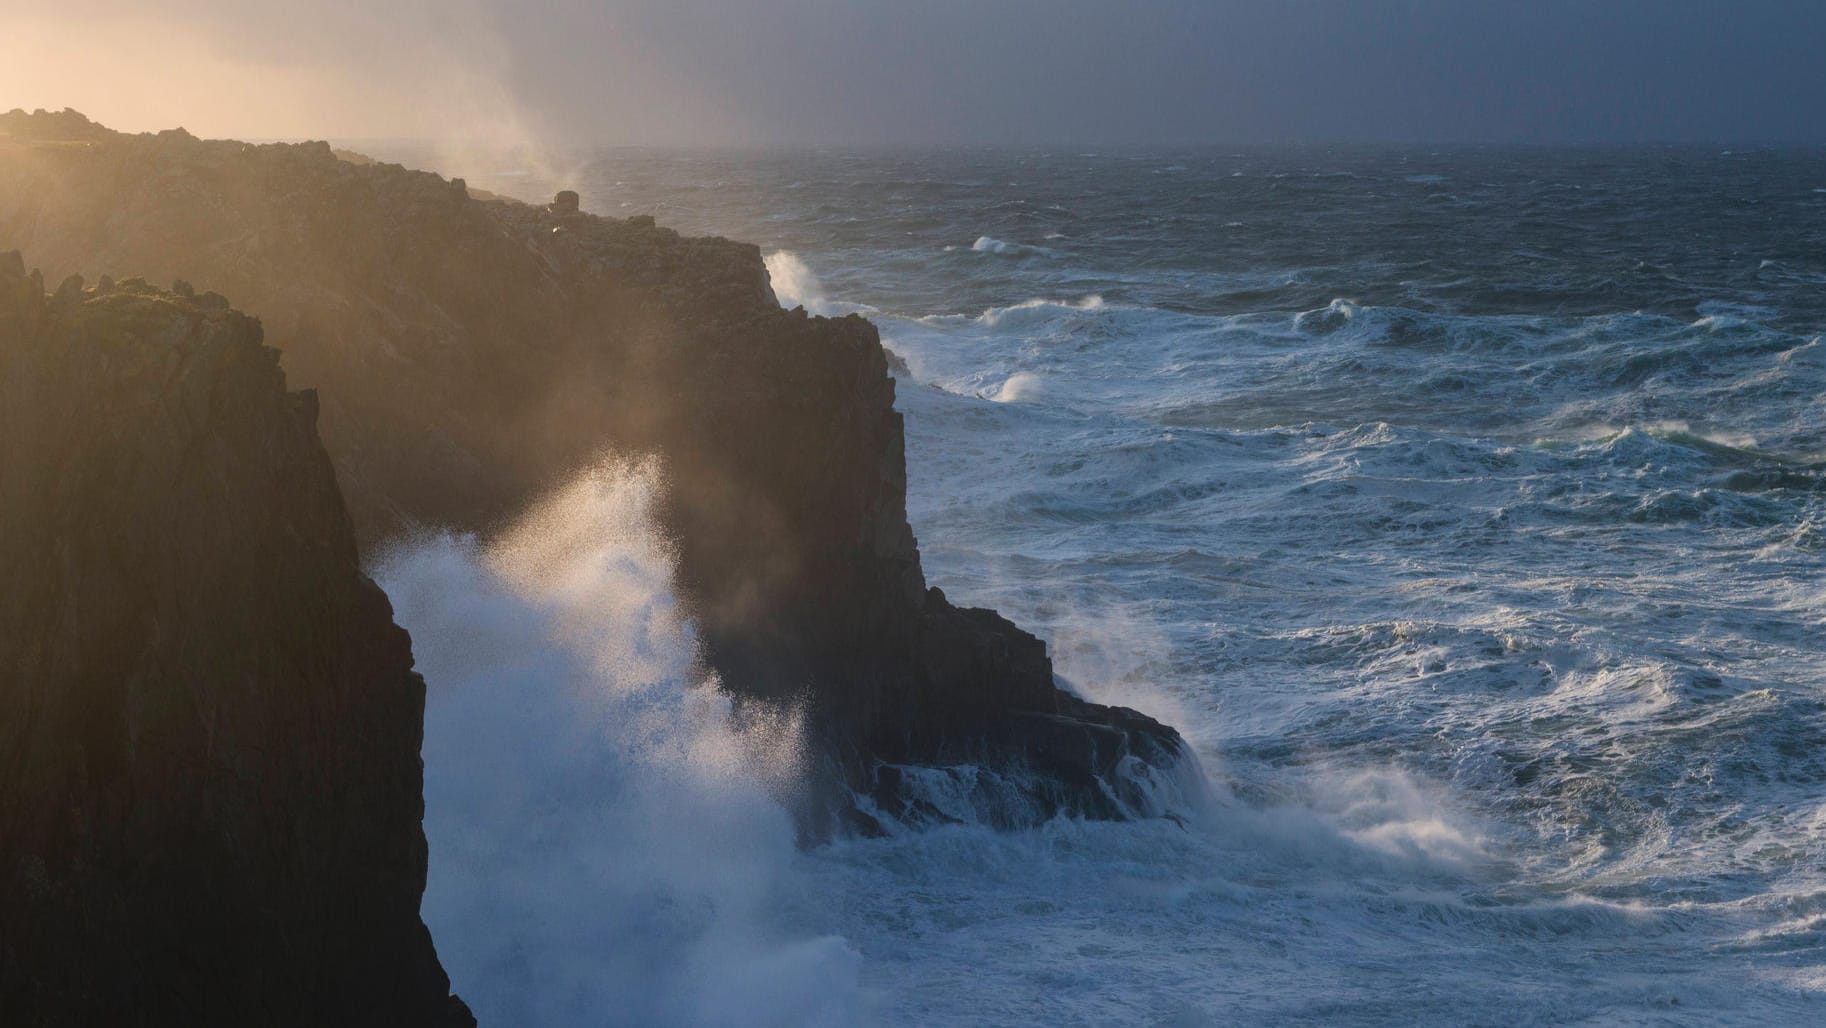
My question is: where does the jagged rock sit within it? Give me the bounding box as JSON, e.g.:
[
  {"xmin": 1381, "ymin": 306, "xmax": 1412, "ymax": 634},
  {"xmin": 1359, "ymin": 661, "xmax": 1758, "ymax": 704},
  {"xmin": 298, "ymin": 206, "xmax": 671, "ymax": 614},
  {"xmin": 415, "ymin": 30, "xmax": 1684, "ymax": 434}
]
[
  {"xmin": 0, "ymin": 110, "xmax": 1194, "ymax": 833},
  {"xmin": 0, "ymin": 261, "xmax": 470, "ymax": 1026},
  {"xmin": 0, "ymin": 107, "xmax": 109, "ymax": 142},
  {"xmin": 549, "ymin": 188, "xmax": 580, "ymax": 215}
]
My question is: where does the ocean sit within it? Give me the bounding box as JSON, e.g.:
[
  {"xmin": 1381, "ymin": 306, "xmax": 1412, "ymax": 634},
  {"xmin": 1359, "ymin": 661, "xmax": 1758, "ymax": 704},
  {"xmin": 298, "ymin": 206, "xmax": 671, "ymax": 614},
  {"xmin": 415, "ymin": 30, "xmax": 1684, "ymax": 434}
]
[{"xmin": 371, "ymin": 144, "xmax": 1826, "ymax": 1025}]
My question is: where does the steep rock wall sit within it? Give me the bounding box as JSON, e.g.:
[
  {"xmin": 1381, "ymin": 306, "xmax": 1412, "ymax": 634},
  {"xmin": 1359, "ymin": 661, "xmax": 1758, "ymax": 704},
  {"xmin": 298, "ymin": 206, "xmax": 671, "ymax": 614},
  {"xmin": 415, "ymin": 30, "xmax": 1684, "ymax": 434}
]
[{"xmin": 0, "ymin": 258, "xmax": 470, "ymax": 1025}]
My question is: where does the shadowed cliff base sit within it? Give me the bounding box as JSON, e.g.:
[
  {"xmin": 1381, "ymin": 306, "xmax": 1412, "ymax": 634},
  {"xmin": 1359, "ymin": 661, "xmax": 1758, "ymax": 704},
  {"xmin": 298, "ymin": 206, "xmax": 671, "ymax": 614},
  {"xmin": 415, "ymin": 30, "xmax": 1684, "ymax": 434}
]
[
  {"xmin": 0, "ymin": 108, "xmax": 1197, "ymax": 834},
  {"xmin": 0, "ymin": 259, "xmax": 471, "ymax": 1025}
]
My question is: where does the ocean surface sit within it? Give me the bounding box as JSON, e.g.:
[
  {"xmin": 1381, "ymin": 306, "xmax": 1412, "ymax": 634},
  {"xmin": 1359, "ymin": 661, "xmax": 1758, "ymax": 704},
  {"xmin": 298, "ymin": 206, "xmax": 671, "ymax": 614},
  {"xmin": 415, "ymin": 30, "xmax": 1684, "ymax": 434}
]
[{"xmin": 369, "ymin": 143, "xmax": 1826, "ymax": 1025}]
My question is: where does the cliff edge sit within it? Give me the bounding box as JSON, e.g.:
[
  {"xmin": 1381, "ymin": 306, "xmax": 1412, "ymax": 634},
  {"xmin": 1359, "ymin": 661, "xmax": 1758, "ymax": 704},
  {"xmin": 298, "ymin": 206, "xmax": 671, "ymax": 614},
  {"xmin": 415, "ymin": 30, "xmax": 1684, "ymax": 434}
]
[
  {"xmin": 0, "ymin": 109, "xmax": 1194, "ymax": 832},
  {"xmin": 0, "ymin": 257, "xmax": 471, "ymax": 1025}
]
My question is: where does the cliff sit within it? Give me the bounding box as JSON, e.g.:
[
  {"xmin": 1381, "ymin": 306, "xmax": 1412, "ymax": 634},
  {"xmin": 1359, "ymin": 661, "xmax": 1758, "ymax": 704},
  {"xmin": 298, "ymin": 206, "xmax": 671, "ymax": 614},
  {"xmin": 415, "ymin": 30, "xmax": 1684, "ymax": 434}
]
[
  {"xmin": 0, "ymin": 109, "xmax": 1189, "ymax": 831},
  {"xmin": 0, "ymin": 259, "xmax": 471, "ymax": 1025}
]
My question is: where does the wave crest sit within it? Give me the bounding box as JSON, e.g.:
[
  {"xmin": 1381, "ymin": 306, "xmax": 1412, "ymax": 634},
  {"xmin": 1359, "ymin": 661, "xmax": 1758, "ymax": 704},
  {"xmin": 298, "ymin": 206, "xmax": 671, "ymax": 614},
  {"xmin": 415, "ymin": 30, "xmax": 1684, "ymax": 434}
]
[{"xmin": 971, "ymin": 235, "xmax": 1058, "ymax": 257}]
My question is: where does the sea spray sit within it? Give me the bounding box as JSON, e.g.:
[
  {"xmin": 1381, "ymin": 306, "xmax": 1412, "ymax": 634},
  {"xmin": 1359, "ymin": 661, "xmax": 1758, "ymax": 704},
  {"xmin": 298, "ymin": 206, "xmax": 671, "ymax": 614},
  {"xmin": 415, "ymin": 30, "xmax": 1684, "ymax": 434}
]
[
  {"xmin": 378, "ymin": 458, "xmax": 863, "ymax": 1027},
  {"xmin": 763, "ymin": 250, "xmax": 826, "ymax": 313}
]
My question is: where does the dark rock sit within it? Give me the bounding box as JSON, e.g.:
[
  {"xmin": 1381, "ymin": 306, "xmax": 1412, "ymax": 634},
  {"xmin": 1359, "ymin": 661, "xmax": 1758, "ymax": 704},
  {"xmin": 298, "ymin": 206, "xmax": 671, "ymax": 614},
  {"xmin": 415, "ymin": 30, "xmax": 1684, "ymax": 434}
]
[
  {"xmin": 883, "ymin": 344, "xmax": 912, "ymax": 376},
  {"xmin": 0, "ymin": 107, "xmax": 109, "ymax": 142},
  {"xmin": 49, "ymin": 272, "xmax": 82, "ymax": 309},
  {"xmin": 0, "ymin": 114, "xmax": 1196, "ymax": 834},
  {"xmin": 550, "ymin": 188, "xmax": 580, "ymax": 215},
  {"xmin": 0, "ymin": 260, "xmax": 470, "ymax": 1026}
]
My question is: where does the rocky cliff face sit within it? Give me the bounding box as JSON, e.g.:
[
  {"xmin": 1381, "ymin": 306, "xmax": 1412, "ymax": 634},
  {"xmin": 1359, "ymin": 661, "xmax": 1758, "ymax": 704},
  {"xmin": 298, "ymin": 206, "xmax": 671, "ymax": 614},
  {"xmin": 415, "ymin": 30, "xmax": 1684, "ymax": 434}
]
[
  {"xmin": 0, "ymin": 109, "xmax": 1190, "ymax": 831},
  {"xmin": 0, "ymin": 258, "xmax": 470, "ymax": 1025}
]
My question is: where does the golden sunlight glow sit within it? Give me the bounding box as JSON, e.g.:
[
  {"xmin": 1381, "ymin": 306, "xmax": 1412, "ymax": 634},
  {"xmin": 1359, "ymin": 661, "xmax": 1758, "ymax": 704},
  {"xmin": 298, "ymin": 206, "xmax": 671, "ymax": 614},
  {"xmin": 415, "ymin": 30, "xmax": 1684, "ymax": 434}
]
[{"xmin": 0, "ymin": 6, "xmax": 529, "ymax": 142}]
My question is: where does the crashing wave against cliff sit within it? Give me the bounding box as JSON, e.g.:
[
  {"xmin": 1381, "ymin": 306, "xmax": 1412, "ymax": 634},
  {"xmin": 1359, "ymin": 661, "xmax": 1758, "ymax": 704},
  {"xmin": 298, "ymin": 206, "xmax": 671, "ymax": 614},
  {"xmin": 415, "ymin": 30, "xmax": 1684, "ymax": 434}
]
[{"xmin": 0, "ymin": 107, "xmax": 1196, "ymax": 834}]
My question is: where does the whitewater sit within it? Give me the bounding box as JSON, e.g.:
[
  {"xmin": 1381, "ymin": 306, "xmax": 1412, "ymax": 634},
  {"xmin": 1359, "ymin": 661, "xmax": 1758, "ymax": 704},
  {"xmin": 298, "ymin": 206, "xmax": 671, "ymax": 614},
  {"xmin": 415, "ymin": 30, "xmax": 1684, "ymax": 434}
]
[{"xmin": 371, "ymin": 144, "xmax": 1826, "ymax": 1024}]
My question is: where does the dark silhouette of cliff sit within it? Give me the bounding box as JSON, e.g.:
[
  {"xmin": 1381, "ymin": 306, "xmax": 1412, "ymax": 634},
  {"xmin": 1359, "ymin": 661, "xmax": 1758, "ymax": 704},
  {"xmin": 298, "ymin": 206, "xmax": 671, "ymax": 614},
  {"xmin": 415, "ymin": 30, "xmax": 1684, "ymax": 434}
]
[
  {"xmin": 0, "ymin": 258, "xmax": 471, "ymax": 1025},
  {"xmin": 0, "ymin": 108, "xmax": 1189, "ymax": 832}
]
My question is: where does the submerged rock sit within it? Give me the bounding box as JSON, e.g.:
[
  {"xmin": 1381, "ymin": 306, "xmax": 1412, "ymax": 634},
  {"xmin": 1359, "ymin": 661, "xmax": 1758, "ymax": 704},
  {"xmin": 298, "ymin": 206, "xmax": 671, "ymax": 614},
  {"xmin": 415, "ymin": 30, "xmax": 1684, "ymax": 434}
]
[
  {"xmin": 0, "ymin": 262, "xmax": 470, "ymax": 1025},
  {"xmin": 0, "ymin": 109, "xmax": 1196, "ymax": 833}
]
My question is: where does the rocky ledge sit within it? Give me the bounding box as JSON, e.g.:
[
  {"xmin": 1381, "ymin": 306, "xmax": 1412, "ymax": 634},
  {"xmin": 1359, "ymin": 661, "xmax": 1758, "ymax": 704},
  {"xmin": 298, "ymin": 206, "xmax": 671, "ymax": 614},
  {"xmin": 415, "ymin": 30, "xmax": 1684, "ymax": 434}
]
[
  {"xmin": 0, "ymin": 258, "xmax": 470, "ymax": 1024},
  {"xmin": 0, "ymin": 108, "xmax": 1197, "ymax": 834}
]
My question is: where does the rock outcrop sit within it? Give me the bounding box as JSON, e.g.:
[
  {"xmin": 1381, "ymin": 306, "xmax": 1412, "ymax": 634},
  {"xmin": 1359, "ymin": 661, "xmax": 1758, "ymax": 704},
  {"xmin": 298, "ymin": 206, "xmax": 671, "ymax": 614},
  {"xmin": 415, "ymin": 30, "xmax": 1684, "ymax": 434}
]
[
  {"xmin": 0, "ymin": 258, "xmax": 470, "ymax": 1025},
  {"xmin": 0, "ymin": 109, "xmax": 1191, "ymax": 832}
]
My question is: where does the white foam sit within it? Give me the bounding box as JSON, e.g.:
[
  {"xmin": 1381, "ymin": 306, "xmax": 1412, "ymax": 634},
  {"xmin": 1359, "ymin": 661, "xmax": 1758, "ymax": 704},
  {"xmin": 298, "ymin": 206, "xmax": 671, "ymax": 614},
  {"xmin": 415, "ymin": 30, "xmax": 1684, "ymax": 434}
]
[
  {"xmin": 977, "ymin": 294, "xmax": 1104, "ymax": 329},
  {"xmin": 764, "ymin": 249, "xmax": 826, "ymax": 313},
  {"xmin": 971, "ymin": 235, "xmax": 1057, "ymax": 257},
  {"xmin": 992, "ymin": 371, "xmax": 1044, "ymax": 403},
  {"xmin": 378, "ymin": 458, "xmax": 864, "ymax": 1027}
]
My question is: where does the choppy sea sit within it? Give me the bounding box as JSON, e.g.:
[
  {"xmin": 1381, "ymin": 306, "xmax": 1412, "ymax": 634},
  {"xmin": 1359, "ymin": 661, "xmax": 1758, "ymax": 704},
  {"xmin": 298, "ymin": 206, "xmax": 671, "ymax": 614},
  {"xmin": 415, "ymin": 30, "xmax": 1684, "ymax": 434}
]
[{"xmin": 368, "ymin": 143, "xmax": 1826, "ymax": 1025}]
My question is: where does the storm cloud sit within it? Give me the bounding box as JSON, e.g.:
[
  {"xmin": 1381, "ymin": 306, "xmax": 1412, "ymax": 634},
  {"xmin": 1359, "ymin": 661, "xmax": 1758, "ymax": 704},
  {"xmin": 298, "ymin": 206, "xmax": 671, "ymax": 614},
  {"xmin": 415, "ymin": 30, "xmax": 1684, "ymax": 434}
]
[{"xmin": 4, "ymin": 0, "xmax": 1822, "ymax": 144}]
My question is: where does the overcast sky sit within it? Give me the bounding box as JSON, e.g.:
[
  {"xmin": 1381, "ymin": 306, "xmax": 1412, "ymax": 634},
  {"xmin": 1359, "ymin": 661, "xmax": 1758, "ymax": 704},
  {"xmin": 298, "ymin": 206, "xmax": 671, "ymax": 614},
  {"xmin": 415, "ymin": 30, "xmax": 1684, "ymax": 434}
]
[{"xmin": 5, "ymin": 1, "xmax": 1824, "ymax": 145}]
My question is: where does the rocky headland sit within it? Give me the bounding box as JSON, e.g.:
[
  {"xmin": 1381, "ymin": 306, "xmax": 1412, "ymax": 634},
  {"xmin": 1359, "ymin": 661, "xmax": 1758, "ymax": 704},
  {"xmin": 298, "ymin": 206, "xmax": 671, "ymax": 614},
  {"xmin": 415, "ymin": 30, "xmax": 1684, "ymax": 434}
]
[{"xmin": 0, "ymin": 108, "xmax": 1192, "ymax": 835}]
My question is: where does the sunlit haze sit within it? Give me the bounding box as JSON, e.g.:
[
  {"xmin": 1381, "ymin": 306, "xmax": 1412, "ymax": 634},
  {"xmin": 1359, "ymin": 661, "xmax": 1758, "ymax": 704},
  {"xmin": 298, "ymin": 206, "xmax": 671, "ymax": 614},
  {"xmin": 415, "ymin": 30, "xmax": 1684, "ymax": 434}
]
[{"xmin": 8, "ymin": 4, "xmax": 1826, "ymax": 1025}]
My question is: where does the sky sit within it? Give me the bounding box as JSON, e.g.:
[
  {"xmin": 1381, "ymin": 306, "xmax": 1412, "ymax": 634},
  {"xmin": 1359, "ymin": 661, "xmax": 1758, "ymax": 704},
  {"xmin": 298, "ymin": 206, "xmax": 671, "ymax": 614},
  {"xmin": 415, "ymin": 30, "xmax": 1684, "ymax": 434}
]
[{"xmin": 4, "ymin": 0, "xmax": 1824, "ymax": 146}]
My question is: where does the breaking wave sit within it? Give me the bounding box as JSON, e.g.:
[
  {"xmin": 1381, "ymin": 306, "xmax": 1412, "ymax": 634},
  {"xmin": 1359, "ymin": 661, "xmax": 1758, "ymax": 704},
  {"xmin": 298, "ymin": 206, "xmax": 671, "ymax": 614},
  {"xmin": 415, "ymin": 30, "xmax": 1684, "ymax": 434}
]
[
  {"xmin": 971, "ymin": 235, "xmax": 1058, "ymax": 257},
  {"xmin": 764, "ymin": 249, "xmax": 826, "ymax": 313},
  {"xmin": 378, "ymin": 459, "xmax": 863, "ymax": 1028}
]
